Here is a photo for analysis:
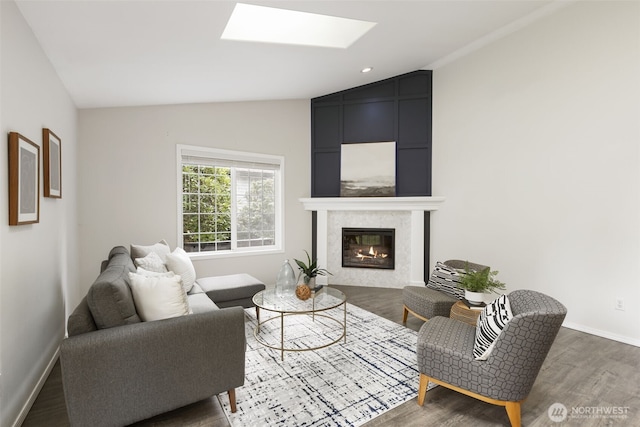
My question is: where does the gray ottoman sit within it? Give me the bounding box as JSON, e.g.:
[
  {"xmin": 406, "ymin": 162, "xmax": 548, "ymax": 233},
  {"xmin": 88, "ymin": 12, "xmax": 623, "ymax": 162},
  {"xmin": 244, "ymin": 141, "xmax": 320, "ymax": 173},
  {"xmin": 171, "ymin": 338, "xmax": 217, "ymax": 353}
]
[
  {"xmin": 197, "ymin": 274, "xmax": 265, "ymax": 308},
  {"xmin": 403, "ymin": 259, "xmax": 489, "ymax": 323},
  {"xmin": 403, "ymin": 286, "xmax": 458, "ymax": 322}
]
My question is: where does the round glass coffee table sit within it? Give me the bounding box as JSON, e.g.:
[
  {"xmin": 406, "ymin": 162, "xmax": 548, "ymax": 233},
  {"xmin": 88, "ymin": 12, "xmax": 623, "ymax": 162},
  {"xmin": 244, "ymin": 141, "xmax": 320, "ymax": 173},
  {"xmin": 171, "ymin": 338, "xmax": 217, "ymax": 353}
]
[{"xmin": 252, "ymin": 287, "xmax": 347, "ymax": 360}]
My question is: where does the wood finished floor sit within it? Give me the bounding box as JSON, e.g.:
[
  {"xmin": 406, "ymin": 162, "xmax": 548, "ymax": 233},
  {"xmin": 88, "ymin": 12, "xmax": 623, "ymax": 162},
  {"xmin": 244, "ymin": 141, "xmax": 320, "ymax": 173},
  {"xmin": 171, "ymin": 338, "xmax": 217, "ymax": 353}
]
[{"xmin": 22, "ymin": 285, "xmax": 640, "ymax": 427}]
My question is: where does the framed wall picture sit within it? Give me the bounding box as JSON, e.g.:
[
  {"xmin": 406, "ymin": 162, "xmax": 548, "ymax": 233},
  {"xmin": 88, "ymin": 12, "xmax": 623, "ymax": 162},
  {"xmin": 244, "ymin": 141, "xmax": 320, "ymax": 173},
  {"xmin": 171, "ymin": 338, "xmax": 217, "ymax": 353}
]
[
  {"xmin": 43, "ymin": 128, "xmax": 62, "ymax": 198},
  {"xmin": 8, "ymin": 132, "xmax": 40, "ymax": 225},
  {"xmin": 340, "ymin": 141, "xmax": 396, "ymax": 197}
]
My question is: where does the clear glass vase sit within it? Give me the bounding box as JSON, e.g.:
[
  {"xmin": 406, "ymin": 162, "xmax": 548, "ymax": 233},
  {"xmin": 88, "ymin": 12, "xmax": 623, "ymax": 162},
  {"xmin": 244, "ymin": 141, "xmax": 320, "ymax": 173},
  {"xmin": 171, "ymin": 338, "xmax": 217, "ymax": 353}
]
[{"xmin": 275, "ymin": 259, "xmax": 296, "ymax": 297}]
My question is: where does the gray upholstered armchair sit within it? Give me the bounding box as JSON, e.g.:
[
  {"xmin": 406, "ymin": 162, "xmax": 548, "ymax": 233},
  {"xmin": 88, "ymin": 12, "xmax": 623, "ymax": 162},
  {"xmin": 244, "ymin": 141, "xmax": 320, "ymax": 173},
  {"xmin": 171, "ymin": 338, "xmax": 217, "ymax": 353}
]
[
  {"xmin": 403, "ymin": 259, "xmax": 488, "ymax": 322},
  {"xmin": 416, "ymin": 289, "xmax": 567, "ymax": 427}
]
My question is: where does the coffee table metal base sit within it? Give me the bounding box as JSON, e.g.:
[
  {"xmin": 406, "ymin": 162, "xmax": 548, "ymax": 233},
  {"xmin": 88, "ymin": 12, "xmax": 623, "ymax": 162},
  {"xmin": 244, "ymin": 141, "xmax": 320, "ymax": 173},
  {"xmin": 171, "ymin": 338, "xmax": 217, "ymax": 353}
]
[{"xmin": 254, "ymin": 307, "xmax": 347, "ymax": 361}]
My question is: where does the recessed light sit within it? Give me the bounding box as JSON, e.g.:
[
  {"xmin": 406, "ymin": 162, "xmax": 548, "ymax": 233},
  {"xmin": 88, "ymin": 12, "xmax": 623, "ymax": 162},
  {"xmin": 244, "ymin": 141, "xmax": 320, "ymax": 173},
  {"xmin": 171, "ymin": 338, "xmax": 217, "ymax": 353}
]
[
  {"xmin": 221, "ymin": 3, "xmax": 376, "ymax": 49},
  {"xmin": 361, "ymin": 67, "xmax": 373, "ymax": 73}
]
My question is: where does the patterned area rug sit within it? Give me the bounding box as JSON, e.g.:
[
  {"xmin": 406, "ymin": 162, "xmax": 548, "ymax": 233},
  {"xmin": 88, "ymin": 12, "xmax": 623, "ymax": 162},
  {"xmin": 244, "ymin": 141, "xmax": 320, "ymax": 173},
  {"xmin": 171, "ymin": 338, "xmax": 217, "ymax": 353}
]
[{"xmin": 219, "ymin": 302, "xmax": 432, "ymax": 426}]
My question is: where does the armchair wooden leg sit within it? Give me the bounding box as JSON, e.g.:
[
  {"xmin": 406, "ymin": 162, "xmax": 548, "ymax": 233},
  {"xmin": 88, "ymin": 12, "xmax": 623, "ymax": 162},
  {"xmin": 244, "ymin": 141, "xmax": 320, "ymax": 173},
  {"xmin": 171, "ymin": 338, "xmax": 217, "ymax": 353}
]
[
  {"xmin": 505, "ymin": 401, "xmax": 521, "ymax": 427},
  {"xmin": 228, "ymin": 389, "xmax": 237, "ymax": 413},
  {"xmin": 418, "ymin": 374, "xmax": 430, "ymax": 406},
  {"xmin": 256, "ymin": 306, "xmax": 260, "ymax": 323},
  {"xmin": 402, "ymin": 306, "xmax": 409, "ymax": 324}
]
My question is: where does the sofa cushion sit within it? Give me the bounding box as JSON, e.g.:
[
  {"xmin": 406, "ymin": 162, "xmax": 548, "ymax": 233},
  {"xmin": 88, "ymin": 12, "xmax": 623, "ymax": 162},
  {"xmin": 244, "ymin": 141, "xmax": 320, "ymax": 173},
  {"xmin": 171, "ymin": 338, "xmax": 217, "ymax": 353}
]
[
  {"xmin": 187, "ymin": 292, "xmax": 219, "ymax": 313},
  {"xmin": 189, "ymin": 282, "xmax": 205, "ymax": 294},
  {"xmin": 130, "ymin": 239, "xmax": 171, "ymax": 262},
  {"xmin": 87, "ymin": 247, "xmax": 141, "ymax": 329},
  {"xmin": 197, "ymin": 274, "xmax": 265, "ymax": 303},
  {"xmin": 128, "ymin": 272, "xmax": 191, "ymax": 321}
]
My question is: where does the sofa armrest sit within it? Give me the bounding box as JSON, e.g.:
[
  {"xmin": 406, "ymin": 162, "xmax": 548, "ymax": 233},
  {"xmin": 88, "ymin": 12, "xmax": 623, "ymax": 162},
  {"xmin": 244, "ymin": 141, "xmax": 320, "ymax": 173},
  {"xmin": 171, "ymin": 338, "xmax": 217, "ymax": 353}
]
[{"xmin": 60, "ymin": 306, "xmax": 245, "ymax": 427}]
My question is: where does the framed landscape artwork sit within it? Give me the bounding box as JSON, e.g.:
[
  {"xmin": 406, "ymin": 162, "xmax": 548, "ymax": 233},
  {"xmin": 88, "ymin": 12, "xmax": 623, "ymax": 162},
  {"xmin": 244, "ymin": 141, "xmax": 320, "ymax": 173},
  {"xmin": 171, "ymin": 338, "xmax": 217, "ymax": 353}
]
[
  {"xmin": 43, "ymin": 128, "xmax": 62, "ymax": 198},
  {"xmin": 8, "ymin": 132, "xmax": 40, "ymax": 225},
  {"xmin": 340, "ymin": 141, "xmax": 396, "ymax": 197}
]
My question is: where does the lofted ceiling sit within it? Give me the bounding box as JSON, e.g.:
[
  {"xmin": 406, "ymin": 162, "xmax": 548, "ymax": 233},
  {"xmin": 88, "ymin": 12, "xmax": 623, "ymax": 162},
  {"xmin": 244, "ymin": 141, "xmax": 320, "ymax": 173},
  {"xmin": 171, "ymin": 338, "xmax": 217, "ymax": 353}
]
[{"xmin": 15, "ymin": 0, "xmax": 563, "ymax": 109}]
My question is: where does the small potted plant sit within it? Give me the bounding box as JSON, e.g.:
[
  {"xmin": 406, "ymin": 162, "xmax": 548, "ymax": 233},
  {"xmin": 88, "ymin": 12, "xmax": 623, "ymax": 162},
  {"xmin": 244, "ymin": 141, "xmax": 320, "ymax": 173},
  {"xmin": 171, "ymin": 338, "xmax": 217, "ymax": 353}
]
[
  {"xmin": 459, "ymin": 264, "xmax": 506, "ymax": 305},
  {"xmin": 294, "ymin": 250, "xmax": 332, "ymax": 297}
]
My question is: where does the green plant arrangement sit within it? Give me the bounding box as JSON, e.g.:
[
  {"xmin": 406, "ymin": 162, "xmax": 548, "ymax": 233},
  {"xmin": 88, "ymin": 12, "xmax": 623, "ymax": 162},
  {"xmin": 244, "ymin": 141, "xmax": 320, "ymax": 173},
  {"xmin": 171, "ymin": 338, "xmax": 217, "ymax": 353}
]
[
  {"xmin": 294, "ymin": 250, "xmax": 332, "ymax": 285},
  {"xmin": 459, "ymin": 265, "xmax": 506, "ymax": 294}
]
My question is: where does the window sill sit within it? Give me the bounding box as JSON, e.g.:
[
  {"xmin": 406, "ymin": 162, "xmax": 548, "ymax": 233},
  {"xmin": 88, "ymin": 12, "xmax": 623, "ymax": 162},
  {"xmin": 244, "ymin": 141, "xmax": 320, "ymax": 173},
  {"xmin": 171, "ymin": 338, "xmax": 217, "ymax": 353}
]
[{"xmin": 186, "ymin": 247, "xmax": 284, "ymax": 261}]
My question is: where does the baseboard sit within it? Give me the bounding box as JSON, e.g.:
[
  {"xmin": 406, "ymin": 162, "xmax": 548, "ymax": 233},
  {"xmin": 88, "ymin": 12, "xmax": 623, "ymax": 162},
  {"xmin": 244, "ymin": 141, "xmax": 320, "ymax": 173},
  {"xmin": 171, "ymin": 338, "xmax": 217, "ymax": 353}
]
[
  {"xmin": 562, "ymin": 321, "xmax": 640, "ymax": 348},
  {"xmin": 12, "ymin": 346, "xmax": 61, "ymax": 427}
]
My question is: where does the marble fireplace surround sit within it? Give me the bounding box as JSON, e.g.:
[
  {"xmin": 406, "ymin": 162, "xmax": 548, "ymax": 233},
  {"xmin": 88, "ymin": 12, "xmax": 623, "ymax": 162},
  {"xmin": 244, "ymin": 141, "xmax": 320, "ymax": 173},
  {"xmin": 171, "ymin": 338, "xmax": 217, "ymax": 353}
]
[{"xmin": 300, "ymin": 197, "xmax": 445, "ymax": 288}]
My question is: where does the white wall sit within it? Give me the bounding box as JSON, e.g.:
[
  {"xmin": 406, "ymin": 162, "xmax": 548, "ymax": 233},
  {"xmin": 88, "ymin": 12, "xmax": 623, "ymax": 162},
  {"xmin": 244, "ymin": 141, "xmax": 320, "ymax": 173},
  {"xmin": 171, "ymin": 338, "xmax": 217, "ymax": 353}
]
[
  {"xmin": 78, "ymin": 100, "xmax": 311, "ymax": 290},
  {"xmin": 432, "ymin": 1, "xmax": 640, "ymax": 345},
  {"xmin": 0, "ymin": 1, "xmax": 79, "ymax": 426}
]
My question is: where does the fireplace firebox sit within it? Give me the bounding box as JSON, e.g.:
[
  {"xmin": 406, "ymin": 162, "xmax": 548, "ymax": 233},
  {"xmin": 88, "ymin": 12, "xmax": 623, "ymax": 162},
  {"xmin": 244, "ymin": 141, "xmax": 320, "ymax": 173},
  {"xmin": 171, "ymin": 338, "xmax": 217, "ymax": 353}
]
[{"xmin": 342, "ymin": 228, "xmax": 395, "ymax": 269}]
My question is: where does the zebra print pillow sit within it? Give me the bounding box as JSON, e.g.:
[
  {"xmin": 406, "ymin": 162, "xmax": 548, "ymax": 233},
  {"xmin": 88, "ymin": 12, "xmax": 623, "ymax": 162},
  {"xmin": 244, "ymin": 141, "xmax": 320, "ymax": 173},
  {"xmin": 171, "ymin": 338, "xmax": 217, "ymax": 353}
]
[
  {"xmin": 473, "ymin": 294, "xmax": 513, "ymax": 360},
  {"xmin": 426, "ymin": 261, "xmax": 465, "ymax": 299}
]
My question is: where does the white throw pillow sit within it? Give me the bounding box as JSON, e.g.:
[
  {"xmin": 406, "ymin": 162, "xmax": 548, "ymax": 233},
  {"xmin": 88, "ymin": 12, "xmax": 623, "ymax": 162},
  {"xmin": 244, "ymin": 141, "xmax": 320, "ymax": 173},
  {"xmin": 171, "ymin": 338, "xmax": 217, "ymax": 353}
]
[
  {"xmin": 128, "ymin": 272, "xmax": 191, "ymax": 321},
  {"xmin": 130, "ymin": 239, "xmax": 171, "ymax": 262},
  {"xmin": 473, "ymin": 294, "xmax": 513, "ymax": 360},
  {"xmin": 165, "ymin": 247, "xmax": 196, "ymax": 293},
  {"xmin": 134, "ymin": 252, "xmax": 168, "ymax": 273},
  {"xmin": 136, "ymin": 267, "xmax": 175, "ymax": 277}
]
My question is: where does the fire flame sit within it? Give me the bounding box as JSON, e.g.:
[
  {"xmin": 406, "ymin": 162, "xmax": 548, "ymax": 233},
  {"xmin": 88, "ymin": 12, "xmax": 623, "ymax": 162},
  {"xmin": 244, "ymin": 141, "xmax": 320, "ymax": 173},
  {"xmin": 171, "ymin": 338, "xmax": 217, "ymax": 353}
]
[{"xmin": 355, "ymin": 247, "xmax": 388, "ymax": 261}]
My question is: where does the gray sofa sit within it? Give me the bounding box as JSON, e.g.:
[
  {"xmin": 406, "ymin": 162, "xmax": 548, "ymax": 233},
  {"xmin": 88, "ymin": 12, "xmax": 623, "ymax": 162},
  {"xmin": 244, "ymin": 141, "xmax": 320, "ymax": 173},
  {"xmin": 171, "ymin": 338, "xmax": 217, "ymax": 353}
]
[{"xmin": 60, "ymin": 246, "xmax": 264, "ymax": 427}]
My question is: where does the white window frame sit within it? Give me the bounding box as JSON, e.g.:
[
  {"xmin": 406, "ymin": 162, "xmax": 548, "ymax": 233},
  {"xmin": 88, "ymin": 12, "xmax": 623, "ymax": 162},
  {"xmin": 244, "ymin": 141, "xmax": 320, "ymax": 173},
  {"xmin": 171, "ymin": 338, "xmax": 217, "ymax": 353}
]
[{"xmin": 177, "ymin": 144, "xmax": 285, "ymax": 259}]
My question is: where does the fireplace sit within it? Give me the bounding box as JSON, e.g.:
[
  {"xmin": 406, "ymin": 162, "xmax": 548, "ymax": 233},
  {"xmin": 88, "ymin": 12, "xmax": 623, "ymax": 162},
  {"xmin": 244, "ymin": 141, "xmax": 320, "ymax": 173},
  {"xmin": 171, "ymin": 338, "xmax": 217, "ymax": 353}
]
[
  {"xmin": 342, "ymin": 228, "xmax": 395, "ymax": 270},
  {"xmin": 301, "ymin": 197, "xmax": 444, "ymax": 287}
]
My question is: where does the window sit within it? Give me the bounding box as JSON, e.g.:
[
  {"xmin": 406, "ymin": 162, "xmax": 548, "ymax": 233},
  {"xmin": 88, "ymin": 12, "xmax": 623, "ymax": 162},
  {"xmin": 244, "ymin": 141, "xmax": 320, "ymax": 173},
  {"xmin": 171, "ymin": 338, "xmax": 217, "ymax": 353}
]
[{"xmin": 178, "ymin": 145, "xmax": 283, "ymax": 256}]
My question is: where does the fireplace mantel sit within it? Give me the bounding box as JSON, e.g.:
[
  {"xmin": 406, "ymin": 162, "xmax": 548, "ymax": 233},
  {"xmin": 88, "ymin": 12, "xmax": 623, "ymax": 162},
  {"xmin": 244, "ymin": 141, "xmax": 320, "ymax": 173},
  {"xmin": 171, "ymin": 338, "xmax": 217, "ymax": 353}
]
[
  {"xmin": 299, "ymin": 196, "xmax": 445, "ymax": 287},
  {"xmin": 299, "ymin": 196, "xmax": 445, "ymax": 212}
]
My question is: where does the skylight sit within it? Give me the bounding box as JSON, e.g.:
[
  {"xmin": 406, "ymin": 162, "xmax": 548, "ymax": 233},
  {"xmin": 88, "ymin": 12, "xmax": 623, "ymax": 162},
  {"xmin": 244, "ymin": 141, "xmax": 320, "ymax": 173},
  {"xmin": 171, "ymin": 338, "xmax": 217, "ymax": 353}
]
[{"xmin": 221, "ymin": 3, "xmax": 376, "ymax": 49}]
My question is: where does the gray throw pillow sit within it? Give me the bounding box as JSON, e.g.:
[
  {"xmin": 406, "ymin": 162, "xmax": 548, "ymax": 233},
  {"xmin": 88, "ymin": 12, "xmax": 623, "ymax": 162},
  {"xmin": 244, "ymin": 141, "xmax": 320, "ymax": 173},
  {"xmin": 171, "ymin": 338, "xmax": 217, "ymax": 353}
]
[{"xmin": 130, "ymin": 239, "xmax": 171, "ymax": 262}]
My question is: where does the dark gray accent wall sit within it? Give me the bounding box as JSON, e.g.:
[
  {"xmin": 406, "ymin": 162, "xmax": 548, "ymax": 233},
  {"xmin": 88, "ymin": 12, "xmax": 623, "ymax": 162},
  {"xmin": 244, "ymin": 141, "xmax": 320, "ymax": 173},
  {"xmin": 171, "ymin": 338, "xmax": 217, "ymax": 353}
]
[
  {"xmin": 310, "ymin": 70, "xmax": 434, "ymax": 280},
  {"xmin": 311, "ymin": 70, "xmax": 432, "ymax": 197}
]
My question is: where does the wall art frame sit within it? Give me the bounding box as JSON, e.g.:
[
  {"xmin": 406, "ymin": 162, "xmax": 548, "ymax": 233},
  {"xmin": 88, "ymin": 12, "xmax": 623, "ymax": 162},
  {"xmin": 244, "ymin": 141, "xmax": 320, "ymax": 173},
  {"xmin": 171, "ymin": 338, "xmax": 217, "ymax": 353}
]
[
  {"xmin": 43, "ymin": 128, "xmax": 62, "ymax": 198},
  {"xmin": 8, "ymin": 132, "xmax": 40, "ymax": 225},
  {"xmin": 340, "ymin": 141, "xmax": 396, "ymax": 197}
]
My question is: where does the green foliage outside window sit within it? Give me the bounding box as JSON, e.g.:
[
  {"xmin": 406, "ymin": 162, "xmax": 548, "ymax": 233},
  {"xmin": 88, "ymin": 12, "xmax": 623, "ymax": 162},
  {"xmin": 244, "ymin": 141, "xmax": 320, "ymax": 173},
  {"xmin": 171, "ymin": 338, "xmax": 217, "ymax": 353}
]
[
  {"xmin": 182, "ymin": 163, "xmax": 277, "ymax": 252},
  {"xmin": 182, "ymin": 165, "xmax": 232, "ymax": 251}
]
